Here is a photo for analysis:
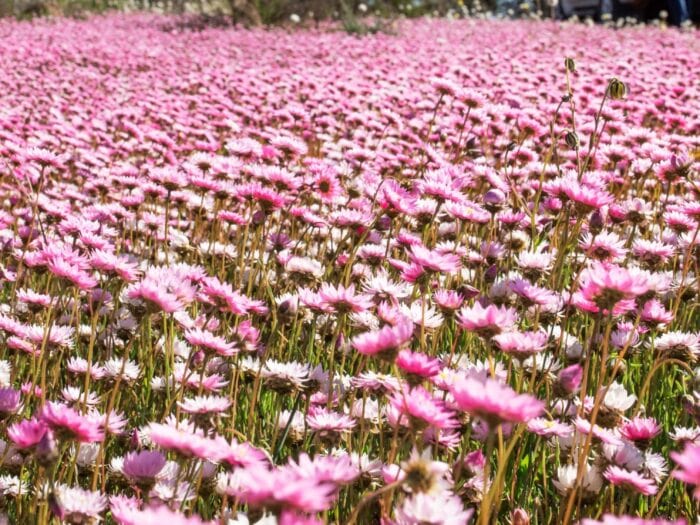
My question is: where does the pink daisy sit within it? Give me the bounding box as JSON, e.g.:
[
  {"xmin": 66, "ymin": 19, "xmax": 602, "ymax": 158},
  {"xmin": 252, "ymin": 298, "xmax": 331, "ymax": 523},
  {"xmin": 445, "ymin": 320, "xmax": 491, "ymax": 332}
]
[
  {"xmin": 450, "ymin": 376, "xmax": 544, "ymax": 427},
  {"xmin": 671, "ymin": 444, "xmax": 700, "ymax": 499},
  {"xmin": 40, "ymin": 402, "xmax": 104, "ymax": 443},
  {"xmin": 351, "ymin": 319, "xmax": 414, "ymax": 361},
  {"xmin": 604, "ymin": 466, "xmax": 658, "ymax": 495},
  {"xmin": 457, "ymin": 302, "xmax": 518, "ymax": 338}
]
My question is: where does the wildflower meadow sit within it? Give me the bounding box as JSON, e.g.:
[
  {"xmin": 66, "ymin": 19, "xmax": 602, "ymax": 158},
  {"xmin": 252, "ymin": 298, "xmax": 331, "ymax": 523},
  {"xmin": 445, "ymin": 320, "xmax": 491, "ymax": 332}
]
[{"xmin": 0, "ymin": 13, "xmax": 698, "ymax": 525}]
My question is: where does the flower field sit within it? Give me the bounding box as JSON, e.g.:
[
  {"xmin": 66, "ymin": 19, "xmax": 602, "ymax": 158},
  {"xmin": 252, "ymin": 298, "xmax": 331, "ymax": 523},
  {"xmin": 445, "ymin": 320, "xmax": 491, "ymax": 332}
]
[{"xmin": 0, "ymin": 13, "xmax": 699, "ymax": 525}]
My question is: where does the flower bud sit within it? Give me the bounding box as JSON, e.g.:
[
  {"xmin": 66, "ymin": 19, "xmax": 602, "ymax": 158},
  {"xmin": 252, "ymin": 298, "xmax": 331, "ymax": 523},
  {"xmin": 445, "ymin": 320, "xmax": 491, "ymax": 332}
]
[
  {"xmin": 608, "ymin": 78, "xmax": 627, "ymax": 100},
  {"xmin": 557, "ymin": 364, "xmax": 583, "ymax": 395},
  {"xmin": 565, "ymin": 131, "xmax": 579, "ymax": 149},
  {"xmin": 47, "ymin": 491, "xmax": 65, "ymax": 522},
  {"xmin": 589, "ymin": 210, "xmax": 605, "ymax": 234},
  {"xmin": 377, "ymin": 215, "xmax": 392, "ymax": 231},
  {"xmin": 457, "ymin": 284, "xmax": 480, "ymax": 301},
  {"xmin": 35, "ymin": 429, "xmax": 58, "ymax": 468},
  {"xmin": 512, "ymin": 508, "xmax": 530, "ymax": 525},
  {"xmin": 483, "ymin": 188, "xmax": 506, "ymax": 213},
  {"xmin": 564, "ymin": 57, "xmax": 576, "ymax": 72},
  {"xmin": 484, "ymin": 264, "xmax": 499, "ymax": 283}
]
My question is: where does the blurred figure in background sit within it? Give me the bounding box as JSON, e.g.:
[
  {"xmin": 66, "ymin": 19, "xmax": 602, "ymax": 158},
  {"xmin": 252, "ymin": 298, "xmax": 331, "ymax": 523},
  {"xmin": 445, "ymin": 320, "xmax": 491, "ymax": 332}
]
[
  {"xmin": 664, "ymin": 0, "xmax": 690, "ymax": 24},
  {"xmin": 558, "ymin": 0, "xmax": 612, "ymax": 20},
  {"xmin": 624, "ymin": 0, "xmax": 690, "ymax": 25},
  {"xmin": 558, "ymin": 0, "xmax": 690, "ymax": 23}
]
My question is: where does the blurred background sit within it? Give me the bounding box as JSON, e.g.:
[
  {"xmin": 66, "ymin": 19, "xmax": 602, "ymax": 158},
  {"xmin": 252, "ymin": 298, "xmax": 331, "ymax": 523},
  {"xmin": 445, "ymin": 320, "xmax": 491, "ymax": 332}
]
[{"xmin": 0, "ymin": 0, "xmax": 696, "ymax": 32}]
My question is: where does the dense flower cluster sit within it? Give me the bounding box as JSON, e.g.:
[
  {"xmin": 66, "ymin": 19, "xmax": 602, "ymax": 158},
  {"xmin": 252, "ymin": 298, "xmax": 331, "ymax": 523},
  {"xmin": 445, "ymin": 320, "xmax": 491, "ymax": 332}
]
[{"xmin": 0, "ymin": 13, "xmax": 698, "ymax": 525}]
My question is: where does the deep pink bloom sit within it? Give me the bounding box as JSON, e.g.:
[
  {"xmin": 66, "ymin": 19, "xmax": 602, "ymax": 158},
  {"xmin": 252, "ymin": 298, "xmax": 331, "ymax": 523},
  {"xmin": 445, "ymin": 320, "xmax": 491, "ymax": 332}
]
[
  {"xmin": 563, "ymin": 181, "xmax": 614, "ymax": 212},
  {"xmin": 40, "ymin": 402, "xmax": 104, "ymax": 442},
  {"xmin": 620, "ymin": 417, "xmax": 662, "ymax": 445},
  {"xmin": 226, "ymin": 465, "xmax": 338, "ymax": 513},
  {"xmin": 396, "ymin": 349, "xmax": 441, "ymax": 379},
  {"xmin": 7, "ymin": 417, "xmax": 48, "ymax": 449},
  {"xmin": 125, "ymin": 280, "xmax": 183, "ymax": 313}
]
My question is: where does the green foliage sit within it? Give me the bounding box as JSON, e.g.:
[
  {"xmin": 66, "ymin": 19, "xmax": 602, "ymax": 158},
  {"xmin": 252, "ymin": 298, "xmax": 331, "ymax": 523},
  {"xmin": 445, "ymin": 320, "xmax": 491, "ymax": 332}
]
[
  {"xmin": 254, "ymin": 0, "xmax": 289, "ymax": 24},
  {"xmin": 1, "ymin": 0, "xmax": 467, "ymax": 22}
]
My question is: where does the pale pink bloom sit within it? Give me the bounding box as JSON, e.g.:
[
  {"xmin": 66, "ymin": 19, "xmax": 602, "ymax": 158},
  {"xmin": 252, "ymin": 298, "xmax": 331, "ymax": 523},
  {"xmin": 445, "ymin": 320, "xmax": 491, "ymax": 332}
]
[
  {"xmin": 508, "ymin": 279, "xmax": 559, "ymax": 307},
  {"xmin": 317, "ymin": 283, "xmax": 373, "ymax": 313},
  {"xmin": 604, "ymin": 466, "xmax": 657, "ymax": 495},
  {"xmin": 110, "ymin": 497, "xmax": 209, "ymax": 525},
  {"xmin": 351, "ymin": 319, "xmax": 414, "ymax": 360},
  {"xmin": 556, "ymin": 364, "xmax": 583, "ymax": 395},
  {"xmin": 641, "ymin": 299, "xmax": 674, "ymax": 326},
  {"xmin": 394, "ymin": 490, "xmax": 474, "ymax": 525},
  {"xmin": 492, "ymin": 330, "xmax": 548, "ymax": 359},
  {"xmin": 122, "ymin": 450, "xmax": 167, "ymax": 486},
  {"xmin": 671, "ymin": 444, "xmax": 700, "ymax": 498},
  {"xmin": 146, "ymin": 423, "xmax": 226, "ymax": 462},
  {"xmin": 184, "ymin": 328, "xmax": 237, "ymax": 357},
  {"xmin": 53, "ymin": 484, "xmax": 107, "ymax": 523},
  {"xmin": 527, "ymin": 418, "xmax": 573, "ymax": 438},
  {"xmin": 306, "ymin": 407, "xmax": 356, "ymax": 436},
  {"xmin": 433, "ymin": 289, "xmax": 465, "ymax": 311},
  {"xmin": 409, "ymin": 244, "xmax": 462, "ymax": 274},
  {"xmin": 457, "ymin": 302, "xmax": 518, "ymax": 337},
  {"xmin": 177, "ymin": 395, "xmax": 231, "ymax": 415},
  {"xmin": 0, "ymin": 387, "xmax": 21, "ymax": 416},
  {"xmin": 450, "ymin": 376, "xmax": 544, "ymax": 426},
  {"xmin": 389, "ymin": 386, "xmax": 457, "ymax": 430}
]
